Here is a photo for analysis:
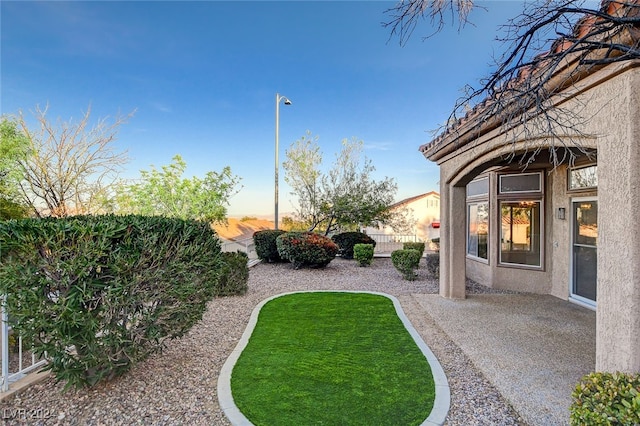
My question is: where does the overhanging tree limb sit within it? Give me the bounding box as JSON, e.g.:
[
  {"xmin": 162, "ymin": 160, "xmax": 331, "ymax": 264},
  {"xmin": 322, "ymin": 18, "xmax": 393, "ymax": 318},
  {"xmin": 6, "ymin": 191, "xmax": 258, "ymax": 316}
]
[{"xmin": 389, "ymin": 0, "xmax": 640, "ymax": 165}]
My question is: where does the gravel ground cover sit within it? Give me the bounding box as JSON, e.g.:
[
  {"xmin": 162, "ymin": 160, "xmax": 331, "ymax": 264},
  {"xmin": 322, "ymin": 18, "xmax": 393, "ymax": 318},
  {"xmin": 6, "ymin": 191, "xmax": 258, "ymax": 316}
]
[{"xmin": 0, "ymin": 258, "xmax": 525, "ymax": 425}]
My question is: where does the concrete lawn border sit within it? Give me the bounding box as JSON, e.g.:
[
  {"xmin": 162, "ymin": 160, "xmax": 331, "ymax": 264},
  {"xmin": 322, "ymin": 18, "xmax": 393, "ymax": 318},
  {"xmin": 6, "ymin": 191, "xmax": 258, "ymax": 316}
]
[{"xmin": 217, "ymin": 290, "xmax": 450, "ymax": 426}]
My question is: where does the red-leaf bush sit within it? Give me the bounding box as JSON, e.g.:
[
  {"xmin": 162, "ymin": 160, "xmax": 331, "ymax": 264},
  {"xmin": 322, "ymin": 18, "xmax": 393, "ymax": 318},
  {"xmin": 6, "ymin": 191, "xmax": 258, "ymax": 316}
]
[{"xmin": 276, "ymin": 232, "xmax": 338, "ymax": 269}]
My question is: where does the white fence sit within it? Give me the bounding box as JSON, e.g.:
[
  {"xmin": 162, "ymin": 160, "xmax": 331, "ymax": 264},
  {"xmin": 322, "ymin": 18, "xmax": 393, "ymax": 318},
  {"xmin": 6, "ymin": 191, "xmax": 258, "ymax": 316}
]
[
  {"xmin": 1, "ymin": 296, "xmax": 48, "ymax": 392},
  {"xmin": 367, "ymin": 234, "xmax": 424, "ymax": 254},
  {"xmin": 220, "ymin": 237, "xmax": 259, "ymax": 266}
]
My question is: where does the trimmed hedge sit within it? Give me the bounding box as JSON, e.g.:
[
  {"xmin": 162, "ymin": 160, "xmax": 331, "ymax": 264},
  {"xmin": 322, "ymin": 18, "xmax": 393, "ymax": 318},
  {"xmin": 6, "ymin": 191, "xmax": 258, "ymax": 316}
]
[
  {"xmin": 0, "ymin": 215, "xmax": 230, "ymax": 389},
  {"xmin": 276, "ymin": 232, "xmax": 338, "ymax": 269},
  {"xmin": 391, "ymin": 249, "xmax": 421, "ymax": 281},
  {"xmin": 570, "ymin": 372, "xmax": 640, "ymax": 425},
  {"xmin": 218, "ymin": 251, "xmax": 249, "ymax": 296},
  {"xmin": 331, "ymin": 232, "xmax": 376, "ymax": 260},
  {"xmin": 253, "ymin": 229, "xmax": 286, "ymax": 263},
  {"xmin": 353, "ymin": 243, "xmax": 374, "ymax": 267},
  {"xmin": 403, "ymin": 242, "xmax": 425, "ymax": 258}
]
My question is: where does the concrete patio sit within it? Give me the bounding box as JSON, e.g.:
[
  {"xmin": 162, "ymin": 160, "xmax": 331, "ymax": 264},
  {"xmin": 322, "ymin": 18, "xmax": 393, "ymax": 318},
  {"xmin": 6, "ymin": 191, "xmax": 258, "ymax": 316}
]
[{"xmin": 410, "ymin": 293, "xmax": 596, "ymax": 426}]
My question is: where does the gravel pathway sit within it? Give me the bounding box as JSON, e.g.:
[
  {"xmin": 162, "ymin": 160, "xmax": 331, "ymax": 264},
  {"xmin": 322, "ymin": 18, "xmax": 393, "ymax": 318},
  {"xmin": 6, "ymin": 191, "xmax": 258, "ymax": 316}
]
[{"xmin": 0, "ymin": 258, "xmax": 525, "ymax": 425}]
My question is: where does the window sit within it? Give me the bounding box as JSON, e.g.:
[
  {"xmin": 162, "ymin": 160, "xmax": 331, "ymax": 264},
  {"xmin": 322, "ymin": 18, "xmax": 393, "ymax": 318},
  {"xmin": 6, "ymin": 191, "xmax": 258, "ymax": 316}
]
[
  {"xmin": 467, "ymin": 177, "xmax": 489, "ymax": 197},
  {"xmin": 569, "ymin": 165, "xmax": 597, "ymax": 190},
  {"xmin": 468, "ymin": 202, "xmax": 489, "ymax": 259},
  {"xmin": 467, "ymin": 177, "xmax": 489, "ymax": 261},
  {"xmin": 500, "ymin": 201, "xmax": 542, "ymax": 267},
  {"xmin": 499, "ymin": 173, "xmax": 541, "ymax": 194}
]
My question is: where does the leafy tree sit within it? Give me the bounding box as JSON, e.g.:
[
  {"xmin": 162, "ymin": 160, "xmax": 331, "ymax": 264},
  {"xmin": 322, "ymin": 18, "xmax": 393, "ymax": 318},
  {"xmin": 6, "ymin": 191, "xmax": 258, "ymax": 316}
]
[
  {"xmin": 282, "ymin": 131, "xmax": 323, "ymax": 230},
  {"xmin": 280, "ymin": 216, "xmax": 311, "ymax": 231},
  {"xmin": 111, "ymin": 154, "xmax": 241, "ymax": 223},
  {"xmin": 385, "ymin": 0, "xmax": 640, "ymax": 165},
  {"xmin": 0, "ymin": 118, "xmax": 30, "ymax": 219},
  {"xmin": 283, "ymin": 132, "xmax": 400, "ymax": 236},
  {"xmin": 14, "ymin": 104, "xmax": 131, "ymax": 217}
]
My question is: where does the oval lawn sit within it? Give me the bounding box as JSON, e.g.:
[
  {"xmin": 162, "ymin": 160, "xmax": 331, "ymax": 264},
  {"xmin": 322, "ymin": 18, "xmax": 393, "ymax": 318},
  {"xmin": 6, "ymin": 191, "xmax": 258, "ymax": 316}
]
[{"xmin": 229, "ymin": 292, "xmax": 437, "ymax": 425}]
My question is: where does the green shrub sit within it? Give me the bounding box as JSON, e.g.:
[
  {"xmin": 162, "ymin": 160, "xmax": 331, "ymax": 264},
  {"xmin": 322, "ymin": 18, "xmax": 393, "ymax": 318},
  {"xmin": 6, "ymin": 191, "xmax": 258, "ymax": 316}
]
[
  {"xmin": 353, "ymin": 243, "xmax": 374, "ymax": 267},
  {"xmin": 391, "ymin": 249, "xmax": 421, "ymax": 281},
  {"xmin": 0, "ymin": 215, "xmax": 228, "ymax": 389},
  {"xmin": 276, "ymin": 232, "xmax": 338, "ymax": 269},
  {"xmin": 403, "ymin": 241, "xmax": 425, "ymax": 257},
  {"xmin": 331, "ymin": 232, "xmax": 376, "ymax": 260},
  {"xmin": 425, "ymin": 253, "xmax": 440, "ymax": 279},
  {"xmin": 570, "ymin": 372, "xmax": 640, "ymax": 426},
  {"xmin": 253, "ymin": 229, "xmax": 286, "ymax": 262},
  {"xmin": 218, "ymin": 251, "xmax": 249, "ymax": 296}
]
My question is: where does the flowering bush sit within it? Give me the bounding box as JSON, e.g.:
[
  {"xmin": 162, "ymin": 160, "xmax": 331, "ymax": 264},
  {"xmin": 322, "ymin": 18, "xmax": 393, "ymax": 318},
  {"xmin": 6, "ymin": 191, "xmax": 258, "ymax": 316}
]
[{"xmin": 276, "ymin": 232, "xmax": 338, "ymax": 269}]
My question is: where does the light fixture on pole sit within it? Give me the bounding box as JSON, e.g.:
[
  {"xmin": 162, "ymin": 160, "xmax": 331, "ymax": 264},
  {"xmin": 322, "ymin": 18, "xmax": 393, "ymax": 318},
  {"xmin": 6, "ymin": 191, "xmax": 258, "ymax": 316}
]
[{"xmin": 275, "ymin": 93, "xmax": 292, "ymax": 230}]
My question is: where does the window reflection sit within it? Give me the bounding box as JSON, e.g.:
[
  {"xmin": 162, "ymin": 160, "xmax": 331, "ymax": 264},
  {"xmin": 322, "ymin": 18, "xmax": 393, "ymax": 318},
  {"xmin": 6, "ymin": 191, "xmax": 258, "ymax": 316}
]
[
  {"xmin": 500, "ymin": 201, "xmax": 541, "ymax": 267},
  {"xmin": 569, "ymin": 165, "xmax": 597, "ymax": 190},
  {"xmin": 575, "ymin": 202, "xmax": 597, "ymax": 246},
  {"xmin": 468, "ymin": 202, "xmax": 489, "ymax": 259}
]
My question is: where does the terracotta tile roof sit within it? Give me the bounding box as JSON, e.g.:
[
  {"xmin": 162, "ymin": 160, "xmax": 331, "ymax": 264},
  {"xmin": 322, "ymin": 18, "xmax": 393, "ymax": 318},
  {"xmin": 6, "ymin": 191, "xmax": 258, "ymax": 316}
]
[{"xmin": 420, "ymin": 0, "xmax": 640, "ymax": 161}]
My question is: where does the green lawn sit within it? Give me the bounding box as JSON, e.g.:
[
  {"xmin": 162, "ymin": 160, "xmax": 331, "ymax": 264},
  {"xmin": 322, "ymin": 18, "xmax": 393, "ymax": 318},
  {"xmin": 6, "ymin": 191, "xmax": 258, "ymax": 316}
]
[{"xmin": 230, "ymin": 292, "xmax": 435, "ymax": 425}]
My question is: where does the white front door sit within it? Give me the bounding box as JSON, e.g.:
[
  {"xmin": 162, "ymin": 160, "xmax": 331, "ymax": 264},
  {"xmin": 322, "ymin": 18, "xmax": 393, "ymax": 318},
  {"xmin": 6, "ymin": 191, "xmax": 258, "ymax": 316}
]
[{"xmin": 570, "ymin": 198, "xmax": 597, "ymax": 307}]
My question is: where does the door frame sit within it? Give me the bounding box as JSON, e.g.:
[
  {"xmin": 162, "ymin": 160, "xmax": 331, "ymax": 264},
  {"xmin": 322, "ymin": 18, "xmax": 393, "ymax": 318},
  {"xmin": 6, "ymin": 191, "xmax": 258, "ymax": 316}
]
[{"xmin": 569, "ymin": 196, "xmax": 597, "ymax": 310}]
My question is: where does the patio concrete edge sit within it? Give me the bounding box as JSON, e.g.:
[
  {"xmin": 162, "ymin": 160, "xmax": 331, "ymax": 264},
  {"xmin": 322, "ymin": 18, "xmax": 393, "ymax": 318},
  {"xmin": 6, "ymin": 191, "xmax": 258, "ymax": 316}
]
[{"xmin": 216, "ymin": 290, "xmax": 450, "ymax": 426}]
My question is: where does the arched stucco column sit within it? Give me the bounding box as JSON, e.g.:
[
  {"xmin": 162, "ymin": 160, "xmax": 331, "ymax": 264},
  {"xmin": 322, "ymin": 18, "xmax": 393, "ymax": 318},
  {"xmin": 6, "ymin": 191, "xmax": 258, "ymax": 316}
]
[
  {"xmin": 439, "ymin": 180, "xmax": 467, "ymax": 299},
  {"xmin": 596, "ymin": 71, "xmax": 640, "ymax": 373}
]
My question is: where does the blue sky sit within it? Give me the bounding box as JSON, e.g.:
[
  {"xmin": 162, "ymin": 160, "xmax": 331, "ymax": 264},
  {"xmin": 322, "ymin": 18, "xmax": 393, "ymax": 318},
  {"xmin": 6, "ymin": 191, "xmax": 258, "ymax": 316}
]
[{"xmin": 1, "ymin": 0, "xmax": 526, "ymax": 217}]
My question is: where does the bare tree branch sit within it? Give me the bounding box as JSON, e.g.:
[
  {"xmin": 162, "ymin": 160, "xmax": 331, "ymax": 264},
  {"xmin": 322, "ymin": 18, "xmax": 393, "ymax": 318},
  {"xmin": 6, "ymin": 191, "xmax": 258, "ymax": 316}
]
[
  {"xmin": 14, "ymin": 104, "xmax": 134, "ymax": 217},
  {"xmin": 383, "ymin": 0, "xmax": 477, "ymax": 45}
]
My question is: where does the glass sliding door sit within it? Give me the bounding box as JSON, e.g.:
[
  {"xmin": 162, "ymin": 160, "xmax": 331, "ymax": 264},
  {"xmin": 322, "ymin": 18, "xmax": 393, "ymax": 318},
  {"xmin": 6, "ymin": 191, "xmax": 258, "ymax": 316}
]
[{"xmin": 571, "ymin": 198, "xmax": 597, "ymax": 306}]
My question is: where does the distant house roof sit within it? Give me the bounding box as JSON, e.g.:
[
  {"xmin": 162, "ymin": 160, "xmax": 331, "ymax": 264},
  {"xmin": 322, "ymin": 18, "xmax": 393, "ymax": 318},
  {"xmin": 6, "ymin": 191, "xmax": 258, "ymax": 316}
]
[{"xmin": 391, "ymin": 191, "xmax": 439, "ymax": 209}]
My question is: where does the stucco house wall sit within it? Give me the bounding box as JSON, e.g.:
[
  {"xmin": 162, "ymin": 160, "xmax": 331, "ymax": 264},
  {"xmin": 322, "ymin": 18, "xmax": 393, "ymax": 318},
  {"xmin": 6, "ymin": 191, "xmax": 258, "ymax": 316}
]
[{"xmin": 421, "ymin": 51, "xmax": 640, "ymax": 373}]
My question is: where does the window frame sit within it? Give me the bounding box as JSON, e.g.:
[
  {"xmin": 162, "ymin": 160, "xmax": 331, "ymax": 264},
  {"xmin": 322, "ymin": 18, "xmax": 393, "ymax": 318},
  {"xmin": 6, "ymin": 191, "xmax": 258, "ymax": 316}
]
[
  {"xmin": 568, "ymin": 164, "xmax": 597, "ymax": 192},
  {"xmin": 467, "ymin": 201, "xmax": 489, "ymax": 262},
  {"xmin": 466, "ymin": 176, "xmax": 490, "ymax": 263},
  {"xmin": 497, "ymin": 171, "xmax": 545, "ymax": 270},
  {"xmin": 499, "ymin": 172, "xmax": 542, "ymax": 195}
]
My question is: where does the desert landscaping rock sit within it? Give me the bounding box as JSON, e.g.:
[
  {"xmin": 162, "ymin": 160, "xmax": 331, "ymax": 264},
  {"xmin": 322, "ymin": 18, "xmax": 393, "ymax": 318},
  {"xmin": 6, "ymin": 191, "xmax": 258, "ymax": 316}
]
[{"xmin": 0, "ymin": 258, "xmax": 522, "ymax": 425}]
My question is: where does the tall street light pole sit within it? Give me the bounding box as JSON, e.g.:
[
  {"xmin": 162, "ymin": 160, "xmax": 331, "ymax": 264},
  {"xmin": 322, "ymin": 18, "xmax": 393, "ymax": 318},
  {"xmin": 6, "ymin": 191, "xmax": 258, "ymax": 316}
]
[{"xmin": 275, "ymin": 93, "xmax": 292, "ymax": 230}]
